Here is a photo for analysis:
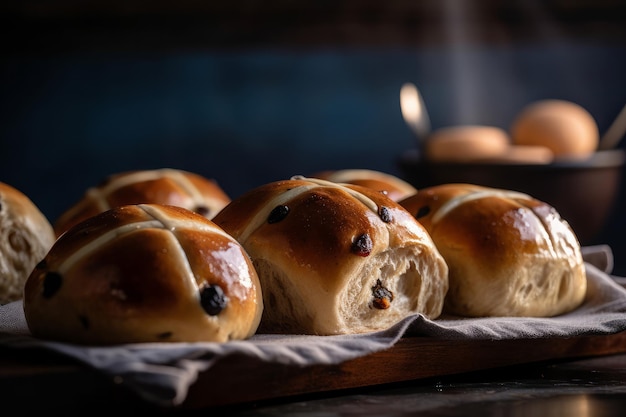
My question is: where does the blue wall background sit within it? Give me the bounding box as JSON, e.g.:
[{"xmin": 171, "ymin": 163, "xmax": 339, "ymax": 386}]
[{"xmin": 1, "ymin": 40, "xmax": 625, "ymax": 270}]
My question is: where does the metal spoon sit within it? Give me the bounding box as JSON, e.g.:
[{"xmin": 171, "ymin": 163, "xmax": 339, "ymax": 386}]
[
  {"xmin": 598, "ymin": 103, "xmax": 626, "ymax": 150},
  {"xmin": 400, "ymin": 82, "xmax": 431, "ymax": 145}
]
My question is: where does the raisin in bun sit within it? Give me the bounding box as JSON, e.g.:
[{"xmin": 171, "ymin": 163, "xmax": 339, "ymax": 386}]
[
  {"xmin": 0, "ymin": 182, "xmax": 56, "ymax": 304},
  {"xmin": 24, "ymin": 204, "xmax": 263, "ymax": 345},
  {"xmin": 53, "ymin": 168, "xmax": 231, "ymax": 237},
  {"xmin": 399, "ymin": 183, "xmax": 586, "ymax": 318},
  {"xmin": 311, "ymin": 169, "xmax": 418, "ymax": 201},
  {"xmin": 212, "ymin": 176, "xmax": 448, "ymax": 335}
]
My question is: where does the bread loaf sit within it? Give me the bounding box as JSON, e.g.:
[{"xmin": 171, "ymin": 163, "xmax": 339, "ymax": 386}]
[
  {"xmin": 213, "ymin": 176, "xmax": 449, "ymax": 335},
  {"xmin": 53, "ymin": 168, "xmax": 231, "ymax": 236},
  {"xmin": 24, "ymin": 204, "xmax": 263, "ymax": 344},
  {"xmin": 399, "ymin": 183, "xmax": 587, "ymax": 317},
  {"xmin": 0, "ymin": 182, "xmax": 55, "ymax": 304}
]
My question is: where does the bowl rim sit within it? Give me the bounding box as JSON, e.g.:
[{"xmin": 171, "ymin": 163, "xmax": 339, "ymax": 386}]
[{"xmin": 399, "ymin": 149, "xmax": 626, "ymax": 170}]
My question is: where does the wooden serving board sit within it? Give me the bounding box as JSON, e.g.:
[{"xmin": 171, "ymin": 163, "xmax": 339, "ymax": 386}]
[{"xmin": 3, "ymin": 331, "xmax": 626, "ymax": 410}]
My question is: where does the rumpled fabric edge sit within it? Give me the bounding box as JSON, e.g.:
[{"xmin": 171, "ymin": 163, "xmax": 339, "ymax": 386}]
[
  {"xmin": 0, "ymin": 315, "xmax": 415, "ymax": 407},
  {"xmin": 405, "ymin": 261, "xmax": 626, "ymax": 339}
]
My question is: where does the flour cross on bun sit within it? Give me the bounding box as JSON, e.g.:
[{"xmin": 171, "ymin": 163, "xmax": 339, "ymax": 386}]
[
  {"xmin": 53, "ymin": 168, "xmax": 231, "ymax": 237},
  {"xmin": 399, "ymin": 183, "xmax": 587, "ymax": 318},
  {"xmin": 213, "ymin": 176, "xmax": 449, "ymax": 335},
  {"xmin": 429, "ymin": 188, "xmax": 532, "ymax": 224},
  {"xmin": 310, "ymin": 169, "xmax": 418, "ymax": 201},
  {"xmin": 235, "ymin": 175, "xmax": 382, "ymax": 244},
  {"xmin": 24, "ymin": 204, "xmax": 263, "ymax": 345}
]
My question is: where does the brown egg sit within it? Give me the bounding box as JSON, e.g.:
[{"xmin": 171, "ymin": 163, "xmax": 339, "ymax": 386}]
[
  {"xmin": 425, "ymin": 125, "xmax": 510, "ymax": 162},
  {"xmin": 480, "ymin": 144, "xmax": 554, "ymax": 164},
  {"xmin": 510, "ymin": 99, "xmax": 599, "ymax": 160}
]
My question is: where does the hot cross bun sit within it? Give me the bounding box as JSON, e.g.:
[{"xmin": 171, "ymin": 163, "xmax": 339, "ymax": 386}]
[
  {"xmin": 213, "ymin": 176, "xmax": 449, "ymax": 335},
  {"xmin": 53, "ymin": 168, "xmax": 231, "ymax": 237},
  {"xmin": 24, "ymin": 204, "xmax": 263, "ymax": 345},
  {"xmin": 399, "ymin": 183, "xmax": 586, "ymax": 318},
  {"xmin": 0, "ymin": 182, "xmax": 55, "ymax": 304}
]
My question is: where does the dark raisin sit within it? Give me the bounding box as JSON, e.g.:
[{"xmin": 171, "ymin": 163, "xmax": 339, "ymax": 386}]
[
  {"xmin": 351, "ymin": 233, "xmax": 372, "ymax": 257},
  {"xmin": 200, "ymin": 284, "xmax": 228, "ymax": 316},
  {"xmin": 194, "ymin": 205, "xmax": 210, "ymax": 217},
  {"xmin": 372, "ymin": 279, "xmax": 394, "ymax": 309},
  {"xmin": 42, "ymin": 272, "xmax": 62, "ymax": 298},
  {"xmin": 267, "ymin": 205, "xmax": 289, "ymax": 224},
  {"xmin": 416, "ymin": 205, "xmax": 430, "ymax": 219},
  {"xmin": 157, "ymin": 331, "xmax": 173, "ymax": 339},
  {"xmin": 379, "ymin": 206, "xmax": 392, "ymax": 223},
  {"xmin": 78, "ymin": 314, "xmax": 90, "ymax": 330}
]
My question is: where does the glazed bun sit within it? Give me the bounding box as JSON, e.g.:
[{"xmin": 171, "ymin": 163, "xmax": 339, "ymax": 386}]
[
  {"xmin": 311, "ymin": 169, "xmax": 418, "ymax": 201},
  {"xmin": 212, "ymin": 176, "xmax": 449, "ymax": 335},
  {"xmin": 53, "ymin": 168, "xmax": 231, "ymax": 237},
  {"xmin": 0, "ymin": 182, "xmax": 56, "ymax": 304},
  {"xmin": 399, "ymin": 183, "xmax": 586, "ymax": 318},
  {"xmin": 24, "ymin": 204, "xmax": 263, "ymax": 345}
]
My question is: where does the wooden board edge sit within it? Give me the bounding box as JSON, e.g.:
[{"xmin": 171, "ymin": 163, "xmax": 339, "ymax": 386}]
[{"xmin": 182, "ymin": 331, "xmax": 626, "ymax": 408}]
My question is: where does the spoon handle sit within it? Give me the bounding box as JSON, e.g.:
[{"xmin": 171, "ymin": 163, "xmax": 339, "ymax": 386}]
[
  {"xmin": 400, "ymin": 82, "xmax": 431, "ymax": 143},
  {"xmin": 599, "ymin": 103, "xmax": 626, "ymax": 150}
]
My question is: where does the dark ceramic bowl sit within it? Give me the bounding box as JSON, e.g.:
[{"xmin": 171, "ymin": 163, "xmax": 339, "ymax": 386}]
[{"xmin": 397, "ymin": 149, "xmax": 625, "ymax": 245}]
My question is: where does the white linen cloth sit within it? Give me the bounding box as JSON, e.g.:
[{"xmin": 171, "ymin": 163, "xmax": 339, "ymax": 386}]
[{"xmin": 1, "ymin": 245, "xmax": 625, "ymax": 407}]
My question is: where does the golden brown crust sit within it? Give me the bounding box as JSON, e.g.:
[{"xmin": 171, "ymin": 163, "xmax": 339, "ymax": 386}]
[
  {"xmin": 24, "ymin": 204, "xmax": 263, "ymax": 345},
  {"xmin": 53, "ymin": 168, "xmax": 232, "ymax": 237},
  {"xmin": 213, "ymin": 176, "xmax": 449, "ymax": 335},
  {"xmin": 0, "ymin": 182, "xmax": 55, "ymax": 304},
  {"xmin": 399, "ymin": 183, "xmax": 587, "ymax": 317},
  {"xmin": 311, "ymin": 169, "xmax": 418, "ymax": 202}
]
